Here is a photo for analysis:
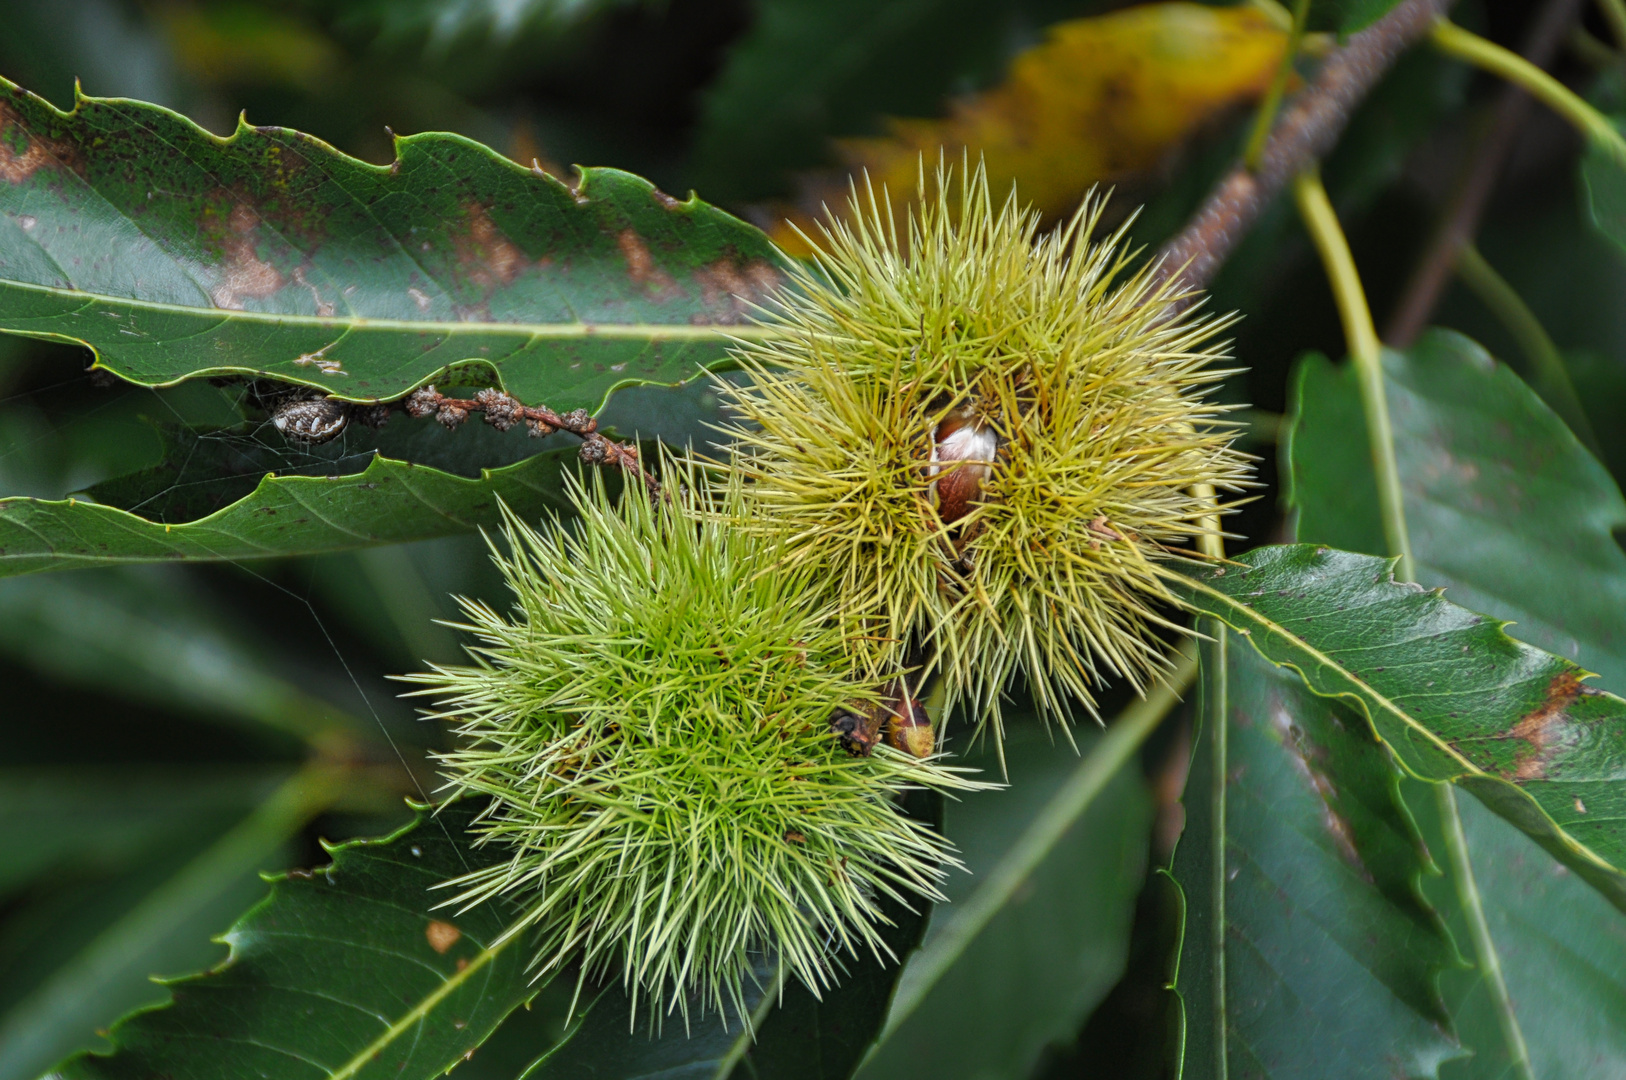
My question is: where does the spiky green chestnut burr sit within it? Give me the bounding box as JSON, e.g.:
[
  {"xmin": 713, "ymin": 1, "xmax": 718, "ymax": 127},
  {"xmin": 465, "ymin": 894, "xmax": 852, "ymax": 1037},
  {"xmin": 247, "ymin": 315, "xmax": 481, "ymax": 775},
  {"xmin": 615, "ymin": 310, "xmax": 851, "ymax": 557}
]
[
  {"xmin": 401, "ymin": 469, "xmax": 979, "ymax": 1024},
  {"xmin": 719, "ymin": 164, "xmax": 1253, "ymax": 745}
]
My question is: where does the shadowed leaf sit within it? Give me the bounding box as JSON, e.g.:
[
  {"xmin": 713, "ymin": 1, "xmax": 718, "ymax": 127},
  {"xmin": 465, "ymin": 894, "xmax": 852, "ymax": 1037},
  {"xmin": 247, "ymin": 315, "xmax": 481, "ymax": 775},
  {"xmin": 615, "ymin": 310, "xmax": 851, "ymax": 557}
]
[
  {"xmin": 855, "ymin": 718, "xmax": 1153, "ymax": 1080},
  {"xmin": 57, "ymin": 800, "xmax": 578, "ymax": 1080},
  {"xmin": 1169, "ymin": 636, "xmax": 1461, "ymax": 1079},
  {"xmin": 0, "ymin": 447, "xmax": 575, "ymax": 579}
]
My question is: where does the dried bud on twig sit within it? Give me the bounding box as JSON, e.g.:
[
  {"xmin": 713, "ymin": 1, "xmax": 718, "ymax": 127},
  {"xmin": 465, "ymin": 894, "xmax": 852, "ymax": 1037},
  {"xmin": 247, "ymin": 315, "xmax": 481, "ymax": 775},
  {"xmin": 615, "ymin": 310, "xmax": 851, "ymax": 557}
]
[{"xmin": 474, "ymin": 388, "xmax": 521, "ymax": 431}]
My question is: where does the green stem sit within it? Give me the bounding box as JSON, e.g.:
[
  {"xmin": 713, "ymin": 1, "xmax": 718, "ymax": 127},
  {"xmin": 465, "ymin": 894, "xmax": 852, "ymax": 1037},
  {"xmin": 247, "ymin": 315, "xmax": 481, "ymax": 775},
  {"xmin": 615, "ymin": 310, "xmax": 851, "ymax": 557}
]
[
  {"xmin": 1290, "ymin": 170, "xmax": 1414, "ymax": 581},
  {"xmin": 880, "ymin": 646, "xmax": 1199, "ymax": 1035},
  {"xmin": 1432, "ymin": 19, "xmax": 1626, "ymax": 169},
  {"xmin": 1292, "ymin": 165, "xmax": 1529, "ymax": 1080},
  {"xmin": 1243, "ymin": 0, "xmax": 1313, "ymax": 171},
  {"xmin": 1192, "ymin": 482, "xmax": 1227, "ymax": 560},
  {"xmin": 1433, "ymin": 783, "xmax": 1535, "ymax": 1080},
  {"xmin": 1454, "ymin": 242, "xmax": 1602, "ymax": 453},
  {"xmin": 1597, "ymin": 0, "xmax": 1626, "ymax": 51}
]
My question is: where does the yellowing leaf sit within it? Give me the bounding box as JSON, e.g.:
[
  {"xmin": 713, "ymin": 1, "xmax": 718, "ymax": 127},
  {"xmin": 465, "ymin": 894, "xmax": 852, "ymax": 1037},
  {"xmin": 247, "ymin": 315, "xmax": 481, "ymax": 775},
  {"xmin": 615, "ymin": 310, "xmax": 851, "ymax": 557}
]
[{"xmin": 767, "ymin": 2, "xmax": 1287, "ymax": 254}]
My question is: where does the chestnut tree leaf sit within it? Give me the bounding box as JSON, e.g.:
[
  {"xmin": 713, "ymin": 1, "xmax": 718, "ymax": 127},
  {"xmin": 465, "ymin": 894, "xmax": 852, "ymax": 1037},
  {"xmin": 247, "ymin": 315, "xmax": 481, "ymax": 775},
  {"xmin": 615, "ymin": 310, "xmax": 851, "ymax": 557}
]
[
  {"xmin": 0, "ymin": 448, "xmax": 576, "ymax": 580},
  {"xmin": 0, "ymin": 78, "xmax": 787, "ymax": 413},
  {"xmin": 1409, "ymin": 782, "xmax": 1626, "ymax": 1079},
  {"xmin": 1285, "ymin": 329, "xmax": 1626, "ymax": 691},
  {"xmin": 854, "ymin": 711, "xmax": 1154, "ymax": 1080},
  {"xmin": 1287, "ymin": 326, "xmax": 1626, "ymax": 1076},
  {"xmin": 1167, "ymin": 546, "xmax": 1626, "ymax": 912},
  {"xmin": 56, "ymin": 800, "xmax": 582, "ymax": 1080},
  {"xmin": 1169, "ymin": 635, "xmax": 1463, "ymax": 1079}
]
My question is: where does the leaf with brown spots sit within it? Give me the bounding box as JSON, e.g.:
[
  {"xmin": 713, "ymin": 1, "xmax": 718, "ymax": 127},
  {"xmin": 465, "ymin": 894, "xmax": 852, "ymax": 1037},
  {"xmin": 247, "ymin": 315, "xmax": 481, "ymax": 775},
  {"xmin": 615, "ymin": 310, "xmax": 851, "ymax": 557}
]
[
  {"xmin": 0, "ymin": 78, "xmax": 789, "ymax": 414},
  {"xmin": 1168, "ymin": 545, "xmax": 1626, "ymax": 912},
  {"xmin": 1283, "ymin": 327, "xmax": 1626, "ymax": 1075},
  {"xmin": 1287, "ymin": 330, "xmax": 1626, "ymax": 696}
]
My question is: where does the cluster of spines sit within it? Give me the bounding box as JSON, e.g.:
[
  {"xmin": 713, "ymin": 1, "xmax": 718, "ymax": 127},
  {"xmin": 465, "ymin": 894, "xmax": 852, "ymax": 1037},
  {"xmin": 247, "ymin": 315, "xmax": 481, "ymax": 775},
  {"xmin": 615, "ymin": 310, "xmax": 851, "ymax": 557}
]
[
  {"xmin": 415, "ymin": 159, "xmax": 1252, "ymax": 1021},
  {"xmin": 405, "ymin": 471, "xmax": 979, "ymax": 1024},
  {"xmin": 717, "ymin": 162, "xmax": 1250, "ymax": 744}
]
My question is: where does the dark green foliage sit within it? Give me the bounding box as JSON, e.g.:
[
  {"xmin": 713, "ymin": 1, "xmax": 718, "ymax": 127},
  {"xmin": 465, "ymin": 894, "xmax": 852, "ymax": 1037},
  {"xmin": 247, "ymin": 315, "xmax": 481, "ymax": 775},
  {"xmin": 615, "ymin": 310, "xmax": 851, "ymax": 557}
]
[
  {"xmin": 1170, "ymin": 637, "xmax": 1461, "ymax": 1079},
  {"xmin": 58, "ymin": 801, "xmax": 574, "ymax": 1080},
  {"xmin": 1285, "ymin": 330, "xmax": 1626, "ymax": 689},
  {"xmin": 1171, "ymin": 545, "xmax": 1626, "ymax": 909},
  {"xmin": 1284, "ymin": 324, "xmax": 1626, "ymax": 1080},
  {"xmin": 855, "ymin": 723, "xmax": 1153, "ymax": 1080},
  {"xmin": 0, "ymin": 448, "xmax": 576, "ymax": 579},
  {"xmin": 3, "ymin": 1, "xmax": 1626, "ymax": 1078},
  {"xmin": 1414, "ymin": 785, "xmax": 1626, "ymax": 1080}
]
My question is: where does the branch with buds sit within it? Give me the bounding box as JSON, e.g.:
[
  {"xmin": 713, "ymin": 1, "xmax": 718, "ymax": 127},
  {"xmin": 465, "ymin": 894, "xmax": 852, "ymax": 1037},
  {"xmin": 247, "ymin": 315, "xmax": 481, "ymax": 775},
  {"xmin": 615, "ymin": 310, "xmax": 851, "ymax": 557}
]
[{"xmin": 403, "ymin": 385, "xmax": 660, "ymax": 496}]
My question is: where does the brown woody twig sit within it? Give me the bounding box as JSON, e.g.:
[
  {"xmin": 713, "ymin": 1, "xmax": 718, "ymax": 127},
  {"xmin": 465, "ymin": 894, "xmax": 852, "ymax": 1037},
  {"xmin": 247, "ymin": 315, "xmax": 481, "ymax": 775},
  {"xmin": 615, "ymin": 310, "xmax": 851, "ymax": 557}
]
[
  {"xmin": 404, "ymin": 385, "xmax": 660, "ymax": 496},
  {"xmin": 1154, "ymin": 0, "xmax": 1457, "ymax": 300}
]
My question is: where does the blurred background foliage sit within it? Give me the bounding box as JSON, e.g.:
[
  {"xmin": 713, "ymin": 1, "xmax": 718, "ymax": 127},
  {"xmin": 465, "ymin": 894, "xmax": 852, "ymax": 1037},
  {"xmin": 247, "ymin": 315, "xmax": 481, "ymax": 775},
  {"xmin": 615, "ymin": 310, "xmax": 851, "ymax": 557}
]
[{"xmin": 1, "ymin": 0, "xmax": 1624, "ymax": 1077}]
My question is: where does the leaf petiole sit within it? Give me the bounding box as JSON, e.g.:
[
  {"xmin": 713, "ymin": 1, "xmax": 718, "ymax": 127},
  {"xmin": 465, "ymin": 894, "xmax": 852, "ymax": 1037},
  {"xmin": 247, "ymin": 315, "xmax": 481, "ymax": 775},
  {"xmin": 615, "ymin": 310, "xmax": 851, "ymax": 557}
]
[
  {"xmin": 1289, "ymin": 170, "xmax": 1413, "ymax": 581},
  {"xmin": 1242, "ymin": 0, "xmax": 1311, "ymax": 171},
  {"xmin": 1291, "ymin": 165, "xmax": 1536, "ymax": 1079},
  {"xmin": 1431, "ymin": 19, "xmax": 1626, "ymax": 170}
]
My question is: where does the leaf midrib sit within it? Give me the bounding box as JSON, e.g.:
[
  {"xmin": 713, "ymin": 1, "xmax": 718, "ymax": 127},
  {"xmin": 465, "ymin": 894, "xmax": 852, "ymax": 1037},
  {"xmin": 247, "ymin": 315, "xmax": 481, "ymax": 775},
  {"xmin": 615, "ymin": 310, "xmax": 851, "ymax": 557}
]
[
  {"xmin": 1166, "ymin": 567, "xmax": 1480, "ymax": 777},
  {"xmin": 0, "ymin": 278, "xmax": 787, "ymax": 341},
  {"xmin": 327, "ymin": 935, "xmax": 509, "ymax": 1080}
]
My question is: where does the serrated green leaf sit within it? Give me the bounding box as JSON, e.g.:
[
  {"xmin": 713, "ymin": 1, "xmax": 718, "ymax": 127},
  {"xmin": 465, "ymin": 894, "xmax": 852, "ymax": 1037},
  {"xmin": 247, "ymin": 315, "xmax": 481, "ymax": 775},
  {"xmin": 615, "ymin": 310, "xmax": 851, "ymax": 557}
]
[
  {"xmin": 1411, "ymin": 783, "xmax": 1626, "ymax": 1079},
  {"xmin": 82, "ymin": 371, "xmax": 731, "ymax": 526},
  {"xmin": 1277, "ymin": 329, "xmax": 1626, "ymax": 909},
  {"xmin": 855, "ymin": 703, "xmax": 1157, "ymax": 1080},
  {"xmin": 0, "ymin": 79, "xmax": 787, "ymax": 411},
  {"xmin": 1286, "ymin": 325, "xmax": 1626, "ymax": 1077},
  {"xmin": 56, "ymin": 798, "xmax": 573, "ymax": 1080},
  {"xmin": 1285, "ymin": 330, "xmax": 1626, "ymax": 690},
  {"xmin": 1169, "ymin": 634, "xmax": 1462, "ymax": 1079},
  {"xmin": 0, "ymin": 447, "xmax": 574, "ymax": 579},
  {"xmin": 1167, "ymin": 545, "xmax": 1626, "ymax": 911}
]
